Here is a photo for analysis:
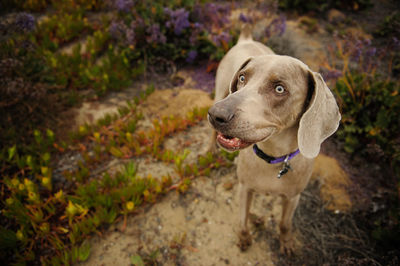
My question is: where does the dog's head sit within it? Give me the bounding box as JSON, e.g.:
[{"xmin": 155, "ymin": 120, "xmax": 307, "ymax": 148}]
[{"xmin": 208, "ymin": 55, "xmax": 341, "ymax": 158}]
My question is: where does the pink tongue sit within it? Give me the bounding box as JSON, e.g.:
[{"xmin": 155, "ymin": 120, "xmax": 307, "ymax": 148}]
[{"xmin": 217, "ymin": 133, "xmax": 247, "ymax": 150}]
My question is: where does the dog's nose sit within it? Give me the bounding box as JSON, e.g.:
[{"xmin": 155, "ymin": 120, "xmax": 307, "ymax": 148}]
[{"xmin": 208, "ymin": 105, "xmax": 235, "ymax": 126}]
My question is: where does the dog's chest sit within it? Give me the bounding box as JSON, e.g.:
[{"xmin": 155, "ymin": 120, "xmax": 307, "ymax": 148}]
[{"xmin": 236, "ymin": 148, "xmax": 313, "ymax": 197}]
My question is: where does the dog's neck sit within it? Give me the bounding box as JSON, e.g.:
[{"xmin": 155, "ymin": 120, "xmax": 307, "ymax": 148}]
[{"xmin": 256, "ymin": 126, "xmax": 299, "ymax": 158}]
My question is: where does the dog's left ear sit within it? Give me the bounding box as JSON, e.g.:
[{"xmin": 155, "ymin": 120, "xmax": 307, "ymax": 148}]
[{"xmin": 298, "ymin": 71, "xmax": 341, "ymax": 158}]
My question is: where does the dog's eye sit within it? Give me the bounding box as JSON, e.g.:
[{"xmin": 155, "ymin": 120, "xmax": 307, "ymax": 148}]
[
  {"xmin": 275, "ymin": 85, "xmax": 285, "ymax": 94},
  {"xmin": 238, "ymin": 74, "xmax": 245, "ymax": 83}
]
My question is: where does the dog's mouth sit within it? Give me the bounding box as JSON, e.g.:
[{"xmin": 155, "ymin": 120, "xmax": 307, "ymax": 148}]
[{"xmin": 216, "ymin": 132, "xmax": 252, "ymax": 151}]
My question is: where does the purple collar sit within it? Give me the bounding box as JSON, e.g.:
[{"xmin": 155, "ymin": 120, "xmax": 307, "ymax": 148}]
[{"xmin": 252, "ymin": 144, "xmax": 300, "ymax": 164}]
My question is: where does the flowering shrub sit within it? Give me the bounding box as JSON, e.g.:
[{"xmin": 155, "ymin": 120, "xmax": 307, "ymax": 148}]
[
  {"xmin": 15, "ymin": 12, "xmax": 36, "ymax": 31},
  {"xmin": 323, "ymin": 35, "xmax": 400, "ymax": 172},
  {"xmin": 164, "ymin": 7, "xmax": 191, "ymax": 35},
  {"xmin": 108, "ymin": 1, "xmax": 234, "ymax": 64}
]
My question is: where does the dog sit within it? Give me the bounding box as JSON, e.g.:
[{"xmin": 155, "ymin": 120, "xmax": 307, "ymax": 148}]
[{"xmin": 208, "ymin": 26, "xmax": 341, "ymax": 254}]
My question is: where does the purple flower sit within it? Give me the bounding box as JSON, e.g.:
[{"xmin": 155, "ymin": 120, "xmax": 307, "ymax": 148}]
[
  {"xmin": 109, "ymin": 21, "xmax": 126, "ymax": 40},
  {"xmin": 365, "ymin": 47, "xmax": 377, "ymax": 57},
  {"xmin": 126, "ymin": 28, "xmax": 135, "ymax": 44},
  {"xmin": 164, "ymin": 8, "xmax": 190, "ymax": 35},
  {"xmin": 219, "ymin": 32, "xmax": 231, "ymax": 43},
  {"xmin": 130, "ymin": 17, "xmax": 143, "ymax": 28},
  {"xmin": 352, "ymin": 47, "xmax": 362, "ymax": 61},
  {"xmin": 192, "ymin": 3, "xmax": 231, "ymax": 32},
  {"xmin": 189, "ymin": 22, "xmax": 204, "ymax": 44},
  {"xmin": 146, "ymin": 24, "xmax": 166, "ymax": 44},
  {"xmin": 115, "ymin": 0, "xmax": 133, "ymax": 12},
  {"xmin": 322, "ymin": 69, "xmax": 343, "ymax": 81},
  {"xmin": 239, "ymin": 13, "xmax": 252, "ymax": 24},
  {"xmin": 212, "ymin": 32, "xmax": 232, "ymax": 47},
  {"xmin": 363, "ymin": 39, "xmax": 371, "ymax": 46},
  {"xmin": 192, "ymin": 64, "xmax": 215, "ymax": 93},
  {"xmin": 186, "ymin": 50, "xmax": 198, "ymax": 63},
  {"xmin": 265, "ymin": 15, "xmax": 286, "ymax": 38},
  {"xmin": 276, "ymin": 15, "xmax": 286, "ymax": 36},
  {"xmin": 15, "ymin": 12, "xmax": 35, "ymax": 32}
]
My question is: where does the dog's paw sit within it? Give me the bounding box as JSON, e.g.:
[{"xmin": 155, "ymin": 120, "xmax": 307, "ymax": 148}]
[
  {"xmin": 279, "ymin": 238, "xmax": 295, "ymax": 255},
  {"xmin": 237, "ymin": 230, "xmax": 252, "ymax": 251}
]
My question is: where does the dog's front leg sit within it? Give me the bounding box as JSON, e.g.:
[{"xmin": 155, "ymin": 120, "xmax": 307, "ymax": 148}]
[
  {"xmin": 237, "ymin": 182, "xmax": 253, "ymax": 251},
  {"xmin": 279, "ymin": 194, "xmax": 300, "ymax": 255}
]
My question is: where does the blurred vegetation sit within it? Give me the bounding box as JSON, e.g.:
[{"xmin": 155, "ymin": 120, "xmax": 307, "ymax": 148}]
[{"xmin": 1, "ymin": 0, "xmax": 400, "ymax": 264}]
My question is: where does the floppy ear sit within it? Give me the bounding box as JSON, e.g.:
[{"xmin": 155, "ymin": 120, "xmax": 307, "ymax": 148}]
[
  {"xmin": 298, "ymin": 71, "xmax": 341, "ymax": 158},
  {"xmin": 229, "ymin": 57, "xmax": 253, "ymax": 93}
]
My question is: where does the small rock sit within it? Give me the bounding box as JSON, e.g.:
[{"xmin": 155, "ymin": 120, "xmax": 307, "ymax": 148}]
[{"xmin": 226, "ymin": 198, "xmax": 232, "ymax": 205}]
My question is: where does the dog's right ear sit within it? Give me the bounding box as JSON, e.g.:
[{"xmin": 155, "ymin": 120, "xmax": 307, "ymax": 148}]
[{"xmin": 229, "ymin": 57, "xmax": 253, "ymax": 93}]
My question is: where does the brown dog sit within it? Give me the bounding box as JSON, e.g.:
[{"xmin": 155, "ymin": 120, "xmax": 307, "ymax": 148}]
[{"xmin": 208, "ymin": 27, "xmax": 341, "ymax": 254}]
